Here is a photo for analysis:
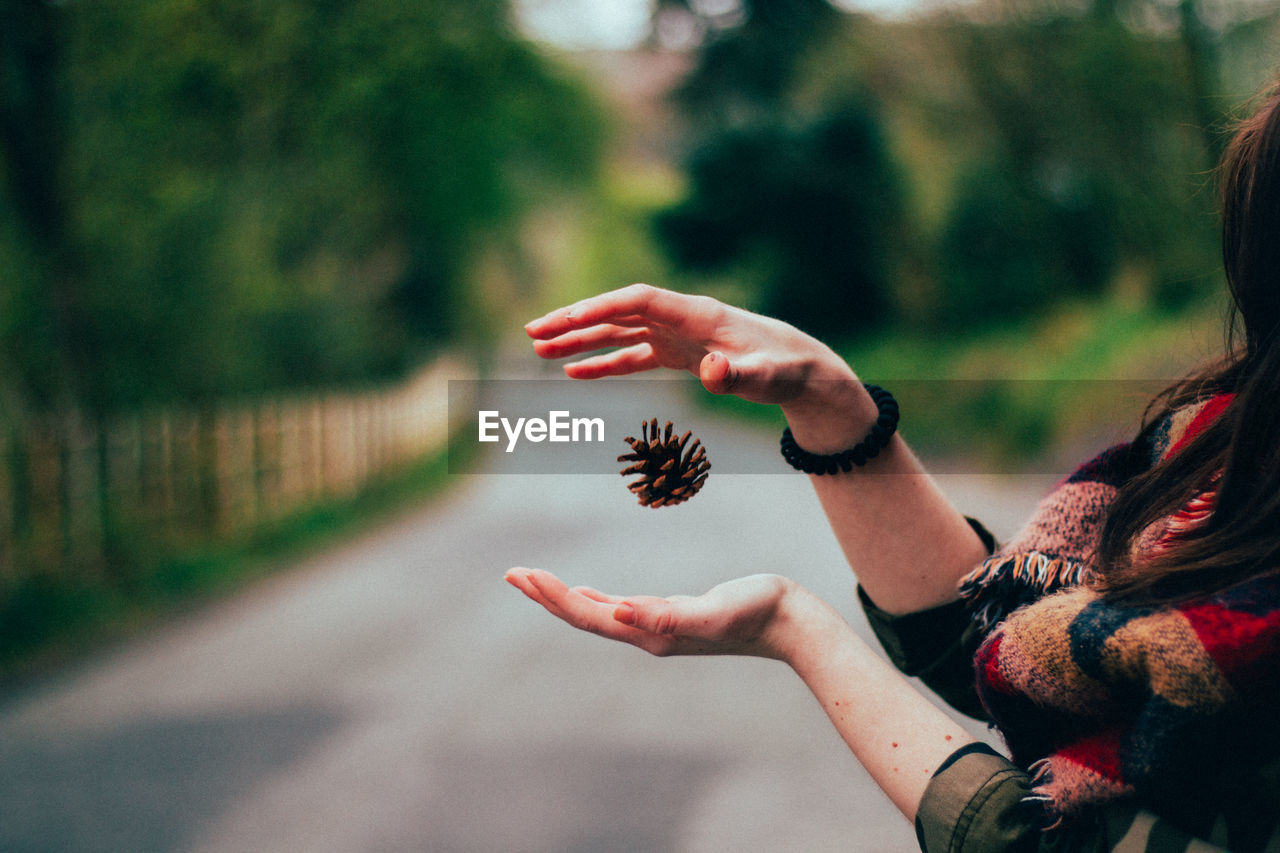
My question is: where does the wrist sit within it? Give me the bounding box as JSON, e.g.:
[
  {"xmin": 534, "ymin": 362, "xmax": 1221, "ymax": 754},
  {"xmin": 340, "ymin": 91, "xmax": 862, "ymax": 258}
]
[
  {"xmin": 763, "ymin": 581, "xmax": 847, "ymax": 667},
  {"xmin": 780, "ymin": 366, "xmax": 881, "ymax": 455}
]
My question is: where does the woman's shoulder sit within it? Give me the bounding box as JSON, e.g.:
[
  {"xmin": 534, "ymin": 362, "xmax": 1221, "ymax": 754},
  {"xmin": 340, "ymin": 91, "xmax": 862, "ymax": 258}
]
[{"xmin": 956, "ymin": 391, "xmax": 1236, "ymax": 632}]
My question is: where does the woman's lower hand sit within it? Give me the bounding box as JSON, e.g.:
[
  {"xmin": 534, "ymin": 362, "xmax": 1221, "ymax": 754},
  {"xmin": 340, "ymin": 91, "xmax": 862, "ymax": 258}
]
[
  {"xmin": 504, "ymin": 567, "xmax": 806, "ymax": 661},
  {"xmin": 524, "ymin": 283, "xmax": 856, "ymax": 409},
  {"xmin": 505, "ymin": 569, "xmax": 978, "ymax": 825}
]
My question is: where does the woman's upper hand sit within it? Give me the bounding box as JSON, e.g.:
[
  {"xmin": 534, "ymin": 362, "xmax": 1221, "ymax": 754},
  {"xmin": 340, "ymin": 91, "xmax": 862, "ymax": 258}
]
[
  {"xmin": 504, "ymin": 567, "xmax": 807, "ymax": 661},
  {"xmin": 524, "ymin": 283, "xmax": 856, "ymax": 407}
]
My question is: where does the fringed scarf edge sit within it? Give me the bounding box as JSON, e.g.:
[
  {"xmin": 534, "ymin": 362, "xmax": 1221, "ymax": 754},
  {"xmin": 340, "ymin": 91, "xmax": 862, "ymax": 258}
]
[{"xmin": 959, "ymin": 551, "xmax": 1093, "ymax": 633}]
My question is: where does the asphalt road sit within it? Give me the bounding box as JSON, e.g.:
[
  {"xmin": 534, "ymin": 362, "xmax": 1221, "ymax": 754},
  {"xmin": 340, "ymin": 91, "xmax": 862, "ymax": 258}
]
[{"xmin": 0, "ymin": 387, "xmax": 1058, "ymax": 853}]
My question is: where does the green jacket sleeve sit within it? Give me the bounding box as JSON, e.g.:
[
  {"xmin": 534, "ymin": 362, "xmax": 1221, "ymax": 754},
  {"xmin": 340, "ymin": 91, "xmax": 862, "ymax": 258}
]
[
  {"xmin": 857, "ymin": 516, "xmax": 997, "ymax": 721},
  {"xmin": 916, "ymin": 743, "xmax": 1272, "ymax": 852},
  {"xmin": 914, "ymin": 743, "xmax": 1044, "ymax": 853},
  {"xmin": 858, "ymin": 587, "xmax": 991, "ymax": 721}
]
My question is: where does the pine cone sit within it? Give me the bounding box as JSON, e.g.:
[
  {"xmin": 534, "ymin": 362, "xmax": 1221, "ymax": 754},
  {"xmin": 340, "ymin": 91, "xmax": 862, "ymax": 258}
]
[{"xmin": 618, "ymin": 418, "xmax": 710, "ymax": 507}]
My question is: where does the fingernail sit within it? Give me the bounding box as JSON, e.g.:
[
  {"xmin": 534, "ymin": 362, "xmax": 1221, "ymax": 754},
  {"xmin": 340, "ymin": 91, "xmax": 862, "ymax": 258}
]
[{"xmin": 614, "ymin": 604, "xmax": 636, "ymax": 625}]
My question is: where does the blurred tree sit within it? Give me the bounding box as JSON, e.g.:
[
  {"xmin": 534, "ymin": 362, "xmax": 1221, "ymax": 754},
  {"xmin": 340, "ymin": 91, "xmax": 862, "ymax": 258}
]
[
  {"xmin": 932, "ymin": 8, "xmax": 1221, "ymax": 327},
  {"xmin": 937, "ymin": 165, "xmax": 1117, "ymax": 325},
  {"xmin": 657, "ymin": 99, "xmax": 906, "ymax": 339},
  {"xmin": 650, "ymin": 0, "xmax": 1253, "ymax": 337},
  {"xmin": 0, "ymin": 0, "xmax": 97, "ymax": 414},
  {"xmin": 652, "ymin": 0, "xmax": 842, "ymax": 126},
  {"xmin": 651, "ymin": 1, "xmax": 906, "ymax": 340},
  {"xmin": 0, "ymin": 0, "xmax": 606, "ymax": 412}
]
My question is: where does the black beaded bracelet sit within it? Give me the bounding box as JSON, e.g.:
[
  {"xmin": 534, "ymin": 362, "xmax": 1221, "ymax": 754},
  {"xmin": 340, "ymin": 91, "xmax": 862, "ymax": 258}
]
[{"xmin": 780, "ymin": 384, "xmax": 899, "ymax": 475}]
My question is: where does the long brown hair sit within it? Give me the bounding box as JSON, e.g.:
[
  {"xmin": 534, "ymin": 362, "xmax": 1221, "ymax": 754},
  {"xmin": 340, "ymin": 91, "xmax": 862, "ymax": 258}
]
[{"xmin": 1094, "ymin": 78, "xmax": 1280, "ymax": 603}]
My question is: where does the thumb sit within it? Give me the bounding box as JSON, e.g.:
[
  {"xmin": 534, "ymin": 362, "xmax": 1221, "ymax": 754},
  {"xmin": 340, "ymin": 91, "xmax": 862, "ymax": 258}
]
[
  {"xmin": 614, "ymin": 596, "xmax": 681, "ymax": 635},
  {"xmin": 698, "ymin": 351, "xmax": 738, "ymax": 395}
]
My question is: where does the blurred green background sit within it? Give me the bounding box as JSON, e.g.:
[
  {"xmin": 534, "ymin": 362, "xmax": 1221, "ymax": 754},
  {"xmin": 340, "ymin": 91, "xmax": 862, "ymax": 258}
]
[
  {"xmin": 1, "ymin": 0, "xmax": 1277, "ymax": 666},
  {"xmin": 5, "ymin": 0, "xmax": 1277, "ymax": 416}
]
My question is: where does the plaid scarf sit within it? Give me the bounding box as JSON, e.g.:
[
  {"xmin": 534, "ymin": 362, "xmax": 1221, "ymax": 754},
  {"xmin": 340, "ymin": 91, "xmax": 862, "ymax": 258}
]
[{"xmin": 959, "ymin": 394, "xmax": 1280, "ymax": 822}]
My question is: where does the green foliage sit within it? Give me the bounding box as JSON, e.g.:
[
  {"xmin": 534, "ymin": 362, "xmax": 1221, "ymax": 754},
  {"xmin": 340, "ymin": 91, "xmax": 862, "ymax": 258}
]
[
  {"xmin": 652, "ymin": 2, "xmax": 907, "ymax": 341},
  {"xmin": 652, "ymin": 2, "xmax": 1240, "ymax": 341},
  {"xmin": 936, "ymin": 163, "xmax": 1118, "ymax": 326},
  {"xmin": 663, "ymin": 0, "xmax": 843, "ymax": 124},
  {"xmin": 840, "ymin": 289, "xmax": 1227, "ymax": 464},
  {"xmin": 931, "ymin": 11, "xmax": 1220, "ymax": 328},
  {"xmin": 656, "ymin": 99, "xmax": 906, "ymax": 340},
  {"xmin": 0, "ymin": 0, "xmax": 607, "ymax": 411}
]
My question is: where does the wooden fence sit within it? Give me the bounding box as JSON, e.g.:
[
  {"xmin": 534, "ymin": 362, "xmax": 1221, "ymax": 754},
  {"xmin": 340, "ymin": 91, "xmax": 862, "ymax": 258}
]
[{"xmin": 0, "ymin": 356, "xmax": 473, "ymax": 581}]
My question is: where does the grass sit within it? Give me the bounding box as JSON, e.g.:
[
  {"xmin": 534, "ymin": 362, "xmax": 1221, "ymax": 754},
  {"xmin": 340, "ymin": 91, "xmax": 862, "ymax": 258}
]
[
  {"xmin": 837, "ymin": 291, "xmax": 1230, "ymax": 467},
  {"xmin": 0, "ymin": 442, "xmax": 469, "ymax": 691},
  {"xmin": 698, "ymin": 290, "xmax": 1231, "ymax": 470}
]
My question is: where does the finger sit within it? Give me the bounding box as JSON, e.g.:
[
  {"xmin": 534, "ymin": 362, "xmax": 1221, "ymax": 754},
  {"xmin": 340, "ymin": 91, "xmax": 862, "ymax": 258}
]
[
  {"xmin": 562, "ymin": 343, "xmax": 659, "ymax": 379},
  {"xmin": 508, "ymin": 570, "xmax": 678, "ymax": 655},
  {"xmin": 698, "ymin": 351, "xmax": 738, "ymax": 395},
  {"xmin": 703, "ymin": 352, "xmax": 800, "ymax": 405},
  {"xmin": 615, "ymin": 595, "xmax": 683, "ymax": 635},
  {"xmin": 572, "ymin": 586, "xmax": 626, "ymax": 605},
  {"xmin": 506, "ymin": 569, "xmax": 591, "ymax": 625},
  {"xmin": 505, "ymin": 567, "xmax": 534, "ymax": 590},
  {"xmin": 526, "ymin": 284, "xmax": 698, "ymax": 339},
  {"xmin": 518, "ymin": 569, "xmax": 582, "ymax": 621},
  {"xmin": 532, "ymin": 324, "xmax": 650, "ymax": 360},
  {"xmin": 524, "ymin": 570, "xmax": 657, "ymax": 644},
  {"xmin": 579, "ymin": 313, "xmax": 656, "ymax": 329},
  {"xmin": 528, "ymin": 313, "xmax": 653, "ymax": 340},
  {"xmin": 505, "ymin": 568, "xmax": 558, "ymax": 611}
]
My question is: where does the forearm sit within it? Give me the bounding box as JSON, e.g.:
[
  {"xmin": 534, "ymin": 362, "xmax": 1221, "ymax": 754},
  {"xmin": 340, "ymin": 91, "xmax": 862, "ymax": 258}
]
[
  {"xmin": 770, "ymin": 583, "xmax": 978, "ymax": 821},
  {"xmin": 781, "ymin": 366, "xmax": 989, "ymax": 614}
]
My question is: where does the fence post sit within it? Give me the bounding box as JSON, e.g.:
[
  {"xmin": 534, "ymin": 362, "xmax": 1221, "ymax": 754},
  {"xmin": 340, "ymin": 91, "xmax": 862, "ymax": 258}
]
[
  {"xmin": 255, "ymin": 400, "xmax": 281, "ymax": 524},
  {"xmin": 62, "ymin": 411, "xmax": 103, "ymax": 567},
  {"xmin": 138, "ymin": 410, "xmax": 167, "ymax": 530},
  {"xmin": 105, "ymin": 413, "xmax": 141, "ymax": 545},
  {"xmin": 277, "ymin": 399, "xmax": 302, "ymax": 509},
  {"xmin": 322, "ymin": 394, "xmax": 359, "ymax": 498},
  {"xmin": 354, "ymin": 395, "xmax": 371, "ymax": 486},
  {"xmin": 370, "ymin": 391, "xmax": 387, "ymax": 478},
  {"xmin": 174, "ymin": 408, "xmax": 199, "ymax": 534},
  {"xmin": 320, "ymin": 395, "xmax": 334, "ymax": 497},
  {"xmin": 307, "ymin": 396, "xmax": 324, "ymax": 500},
  {"xmin": 195, "ymin": 407, "xmax": 219, "ymax": 532},
  {"xmin": 237, "ymin": 407, "xmax": 258, "ymax": 528},
  {"xmin": 211, "ymin": 408, "xmax": 256, "ymax": 535},
  {"xmin": 24, "ymin": 419, "xmax": 62, "ymax": 570},
  {"xmin": 213, "ymin": 410, "xmax": 233, "ymax": 535}
]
